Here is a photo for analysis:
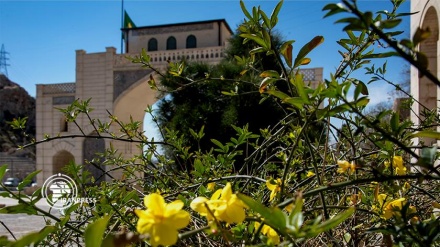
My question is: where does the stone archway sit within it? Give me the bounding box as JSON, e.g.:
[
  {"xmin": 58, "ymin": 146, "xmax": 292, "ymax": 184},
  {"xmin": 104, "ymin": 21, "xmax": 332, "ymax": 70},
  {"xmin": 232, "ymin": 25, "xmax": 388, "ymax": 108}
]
[
  {"xmin": 113, "ymin": 71, "xmax": 159, "ymax": 127},
  {"xmin": 83, "ymin": 132, "xmax": 106, "ymax": 183},
  {"xmin": 419, "ymin": 6, "xmax": 439, "ymax": 145},
  {"xmin": 52, "ymin": 150, "xmax": 75, "ymax": 174}
]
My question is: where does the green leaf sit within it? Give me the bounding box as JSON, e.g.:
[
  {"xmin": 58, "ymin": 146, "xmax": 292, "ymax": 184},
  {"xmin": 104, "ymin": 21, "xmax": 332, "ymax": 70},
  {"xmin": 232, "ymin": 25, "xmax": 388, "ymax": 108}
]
[
  {"xmin": 270, "ymin": 0, "xmax": 283, "ymax": 27},
  {"xmin": 420, "ymin": 146, "xmax": 437, "ymax": 166},
  {"xmin": 249, "ymin": 46, "xmax": 266, "ymax": 55},
  {"xmin": 326, "ymin": 103, "xmax": 351, "ymax": 116},
  {"xmin": 353, "ymin": 81, "xmax": 368, "ymax": 100},
  {"xmin": 379, "ymin": 19, "xmax": 402, "ymax": 29},
  {"xmin": 411, "ymin": 130, "xmax": 440, "ymax": 140},
  {"xmin": 259, "ymin": 77, "xmax": 277, "ymax": 93},
  {"xmin": 237, "ymin": 193, "xmax": 287, "ymax": 233},
  {"xmin": 194, "ymin": 159, "xmax": 205, "ymax": 175},
  {"xmin": 262, "ymin": 29, "xmax": 271, "ymax": 49},
  {"xmin": 362, "ymin": 52, "xmax": 398, "ymax": 59},
  {"xmin": 322, "ymin": 3, "xmax": 347, "ymax": 18},
  {"xmin": 260, "ymin": 70, "xmax": 280, "ymax": 79},
  {"xmin": 0, "ymin": 164, "xmax": 7, "ymax": 181},
  {"xmin": 346, "ymin": 30, "xmax": 357, "ymax": 44},
  {"xmin": 315, "ymin": 207, "xmax": 355, "ymax": 235},
  {"xmin": 85, "ymin": 215, "xmax": 111, "ymax": 247},
  {"xmin": 293, "ymin": 36, "xmax": 324, "ymax": 68},
  {"xmin": 9, "ymin": 226, "xmax": 56, "ymax": 247},
  {"xmin": 416, "ymin": 52, "xmax": 429, "ymax": 70},
  {"xmin": 18, "ymin": 170, "xmax": 40, "ymax": 191},
  {"xmin": 240, "ymin": 0, "xmax": 252, "ymax": 20},
  {"xmin": 0, "ymin": 203, "xmax": 38, "ymax": 215},
  {"xmin": 280, "ymin": 41, "xmax": 294, "ymax": 67},
  {"xmin": 260, "ymin": 10, "xmax": 271, "ymax": 29},
  {"xmin": 0, "ymin": 236, "xmax": 12, "ymax": 246},
  {"xmin": 355, "ymin": 97, "xmax": 369, "ymax": 108},
  {"xmin": 240, "ymin": 34, "xmax": 267, "ymax": 49},
  {"xmin": 265, "ymin": 90, "xmax": 290, "ymax": 101},
  {"xmin": 413, "ymin": 27, "xmax": 431, "ymax": 46},
  {"xmin": 390, "ymin": 112, "xmax": 399, "ymax": 133},
  {"xmin": 283, "ymin": 97, "xmax": 305, "ymax": 110},
  {"xmin": 291, "ymin": 73, "xmax": 310, "ymax": 104}
]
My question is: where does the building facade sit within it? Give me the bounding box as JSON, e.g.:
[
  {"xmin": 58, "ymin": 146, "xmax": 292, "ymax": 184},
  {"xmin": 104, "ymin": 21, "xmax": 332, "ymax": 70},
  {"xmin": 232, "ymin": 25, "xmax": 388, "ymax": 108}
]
[
  {"xmin": 35, "ymin": 19, "xmax": 323, "ymax": 185},
  {"xmin": 410, "ymin": 0, "xmax": 440, "ymax": 148}
]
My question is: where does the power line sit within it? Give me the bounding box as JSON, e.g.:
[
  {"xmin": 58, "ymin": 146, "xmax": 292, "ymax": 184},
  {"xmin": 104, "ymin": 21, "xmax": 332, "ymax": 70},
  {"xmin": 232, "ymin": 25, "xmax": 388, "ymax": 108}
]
[{"xmin": 0, "ymin": 44, "xmax": 10, "ymax": 77}]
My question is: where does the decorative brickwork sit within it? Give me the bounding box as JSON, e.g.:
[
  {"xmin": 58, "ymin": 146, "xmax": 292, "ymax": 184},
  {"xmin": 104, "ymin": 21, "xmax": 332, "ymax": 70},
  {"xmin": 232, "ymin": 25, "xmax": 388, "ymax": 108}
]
[
  {"xmin": 300, "ymin": 69, "xmax": 316, "ymax": 81},
  {"xmin": 42, "ymin": 83, "xmax": 75, "ymax": 95},
  {"xmin": 133, "ymin": 23, "xmax": 214, "ymax": 36}
]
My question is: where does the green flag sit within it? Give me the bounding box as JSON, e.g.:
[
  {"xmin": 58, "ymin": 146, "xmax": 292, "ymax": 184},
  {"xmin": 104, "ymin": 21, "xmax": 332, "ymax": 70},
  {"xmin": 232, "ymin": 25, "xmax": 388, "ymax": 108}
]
[{"xmin": 124, "ymin": 11, "xmax": 136, "ymax": 29}]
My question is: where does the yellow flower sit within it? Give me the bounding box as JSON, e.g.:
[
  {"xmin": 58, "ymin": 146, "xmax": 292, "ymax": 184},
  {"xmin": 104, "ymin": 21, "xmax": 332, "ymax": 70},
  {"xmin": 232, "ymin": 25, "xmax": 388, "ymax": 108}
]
[
  {"xmin": 306, "ymin": 171, "xmax": 315, "ymax": 177},
  {"xmin": 337, "ymin": 160, "xmax": 356, "ymax": 174},
  {"xmin": 374, "ymin": 194, "xmax": 409, "ymax": 219},
  {"xmin": 384, "ymin": 156, "xmax": 406, "ymax": 175},
  {"xmin": 266, "ymin": 178, "xmax": 282, "ymax": 202},
  {"xmin": 207, "ymin": 182, "xmax": 215, "ymax": 191},
  {"xmin": 393, "ymin": 156, "xmax": 406, "ymax": 175},
  {"xmin": 255, "ymin": 222, "xmax": 280, "ymax": 245},
  {"xmin": 284, "ymin": 203, "xmax": 294, "ymax": 213},
  {"xmin": 191, "ymin": 182, "xmax": 247, "ymax": 224},
  {"xmin": 135, "ymin": 193, "xmax": 190, "ymax": 247},
  {"xmin": 383, "ymin": 197, "xmax": 406, "ymax": 219}
]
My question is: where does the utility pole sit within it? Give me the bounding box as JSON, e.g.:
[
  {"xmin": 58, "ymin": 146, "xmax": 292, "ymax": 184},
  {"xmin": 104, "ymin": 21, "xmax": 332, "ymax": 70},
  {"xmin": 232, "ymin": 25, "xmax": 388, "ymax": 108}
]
[{"xmin": 0, "ymin": 44, "xmax": 10, "ymax": 77}]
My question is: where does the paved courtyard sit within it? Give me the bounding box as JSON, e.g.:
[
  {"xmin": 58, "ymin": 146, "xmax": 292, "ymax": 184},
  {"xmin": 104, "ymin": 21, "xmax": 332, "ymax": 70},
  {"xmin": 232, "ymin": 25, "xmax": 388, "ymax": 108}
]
[{"xmin": 0, "ymin": 197, "xmax": 58, "ymax": 241}]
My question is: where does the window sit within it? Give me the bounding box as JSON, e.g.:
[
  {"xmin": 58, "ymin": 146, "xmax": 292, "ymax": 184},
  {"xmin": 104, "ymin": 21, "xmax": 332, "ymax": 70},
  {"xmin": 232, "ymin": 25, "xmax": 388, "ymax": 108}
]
[
  {"xmin": 166, "ymin": 36, "xmax": 177, "ymax": 50},
  {"xmin": 148, "ymin": 38, "xmax": 158, "ymax": 51},
  {"xmin": 186, "ymin": 35, "xmax": 197, "ymax": 48}
]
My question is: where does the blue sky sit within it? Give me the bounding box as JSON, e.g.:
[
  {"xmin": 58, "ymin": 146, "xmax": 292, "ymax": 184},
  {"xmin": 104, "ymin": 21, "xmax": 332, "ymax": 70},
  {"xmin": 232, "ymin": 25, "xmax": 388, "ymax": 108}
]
[{"xmin": 0, "ymin": 0, "xmax": 410, "ymax": 105}]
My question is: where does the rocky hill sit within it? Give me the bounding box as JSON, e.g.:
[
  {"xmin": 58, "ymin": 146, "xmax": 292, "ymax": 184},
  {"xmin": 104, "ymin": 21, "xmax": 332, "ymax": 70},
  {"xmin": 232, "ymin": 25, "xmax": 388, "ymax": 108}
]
[{"xmin": 0, "ymin": 74, "xmax": 35, "ymax": 159}]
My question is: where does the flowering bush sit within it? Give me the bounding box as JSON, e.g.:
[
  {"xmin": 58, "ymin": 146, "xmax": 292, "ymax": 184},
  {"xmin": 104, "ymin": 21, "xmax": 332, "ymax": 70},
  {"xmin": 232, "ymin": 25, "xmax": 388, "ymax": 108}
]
[{"xmin": 1, "ymin": 0, "xmax": 439, "ymax": 246}]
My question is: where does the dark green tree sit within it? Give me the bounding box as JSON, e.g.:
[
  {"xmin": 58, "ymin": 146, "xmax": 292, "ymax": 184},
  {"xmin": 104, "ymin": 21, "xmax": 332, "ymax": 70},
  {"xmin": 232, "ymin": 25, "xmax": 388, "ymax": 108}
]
[{"xmin": 156, "ymin": 59, "xmax": 287, "ymax": 165}]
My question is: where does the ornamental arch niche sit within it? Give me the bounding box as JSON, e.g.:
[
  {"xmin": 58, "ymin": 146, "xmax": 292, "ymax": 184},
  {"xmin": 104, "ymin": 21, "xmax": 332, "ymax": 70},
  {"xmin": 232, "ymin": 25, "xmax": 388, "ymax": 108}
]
[
  {"xmin": 419, "ymin": 5, "xmax": 439, "ymax": 145},
  {"xmin": 52, "ymin": 150, "xmax": 74, "ymax": 174},
  {"xmin": 83, "ymin": 131, "xmax": 105, "ymax": 184},
  {"xmin": 148, "ymin": 38, "xmax": 158, "ymax": 51},
  {"xmin": 186, "ymin": 35, "xmax": 197, "ymax": 48},
  {"xmin": 167, "ymin": 36, "xmax": 177, "ymax": 50}
]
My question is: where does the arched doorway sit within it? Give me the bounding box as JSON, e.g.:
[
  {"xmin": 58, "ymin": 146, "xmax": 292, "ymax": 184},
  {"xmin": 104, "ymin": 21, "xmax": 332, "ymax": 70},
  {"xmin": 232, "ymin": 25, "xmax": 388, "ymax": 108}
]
[
  {"xmin": 52, "ymin": 150, "xmax": 75, "ymax": 174},
  {"xmin": 419, "ymin": 6, "xmax": 439, "ymax": 146},
  {"xmin": 83, "ymin": 132, "xmax": 106, "ymax": 184}
]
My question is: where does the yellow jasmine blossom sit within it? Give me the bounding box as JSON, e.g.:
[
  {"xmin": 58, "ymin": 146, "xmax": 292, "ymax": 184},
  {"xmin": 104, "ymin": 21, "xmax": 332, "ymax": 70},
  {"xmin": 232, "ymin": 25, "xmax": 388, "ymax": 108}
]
[
  {"xmin": 337, "ymin": 160, "xmax": 356, "ymax": 174},
  {"xmin": 306, "ymin": 171, "xmax": 315, "ymax": 177},
  {"xmin": 191, "ymin": 182, "xmax": 247, "ymax": 224},
  {"xmin": 207, "ymin": 182, "xmax": 215, "ymax": 191},
  {"xmin": 384, "ymin": 156, "xmax": 406, "ymax": 175},
  {"xmin": 393, "ymin": 156, "xmax": 406, "ymax": 175},
  {"xmin": 284, "ymin": 203, "xmax": 294, "ymax": 213},
  {"xmin": 255, "ymin": 222, "xmax": 280, "ymax": 245},
  {"xmin": 135, "ymin": 193, "xmax": 190, "ymax": 247},
  {"xmin": 266, "ymin": 178, "xmax": 282, "ymax": 202},
  {"xmin": 374, "ymin": 194, "xmax": 410, "ymax": 219}
]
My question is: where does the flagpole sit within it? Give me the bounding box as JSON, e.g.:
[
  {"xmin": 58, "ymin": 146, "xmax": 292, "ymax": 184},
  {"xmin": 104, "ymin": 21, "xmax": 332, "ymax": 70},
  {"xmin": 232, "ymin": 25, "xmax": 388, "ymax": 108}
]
[{"xmin": 121, "ymin": 0, "xmax": 124, "ymax": 54}]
